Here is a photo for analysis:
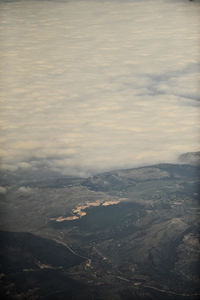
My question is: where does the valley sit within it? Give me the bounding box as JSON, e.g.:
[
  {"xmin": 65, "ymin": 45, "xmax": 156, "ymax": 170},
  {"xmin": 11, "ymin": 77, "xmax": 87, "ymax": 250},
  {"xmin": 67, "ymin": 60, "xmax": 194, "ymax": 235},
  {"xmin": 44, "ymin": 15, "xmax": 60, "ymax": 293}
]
[{"xmin": 0, "ymin": 162, "xmax": 199, "ymax": 299}]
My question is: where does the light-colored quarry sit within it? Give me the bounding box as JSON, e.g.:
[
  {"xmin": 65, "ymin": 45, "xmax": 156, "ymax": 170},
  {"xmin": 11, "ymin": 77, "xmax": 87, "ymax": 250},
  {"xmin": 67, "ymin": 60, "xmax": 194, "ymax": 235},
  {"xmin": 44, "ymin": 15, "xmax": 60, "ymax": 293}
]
[{"xmin": 55, "ymin": 199, "xmax": 122, "ymax": 222}]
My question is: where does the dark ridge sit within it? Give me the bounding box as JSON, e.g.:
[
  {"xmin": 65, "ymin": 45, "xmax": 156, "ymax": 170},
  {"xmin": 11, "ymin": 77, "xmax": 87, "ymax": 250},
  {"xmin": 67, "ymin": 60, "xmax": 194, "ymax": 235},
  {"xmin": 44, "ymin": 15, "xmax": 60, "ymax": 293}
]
[
  {"xmin": 0, "ymin": 230, "xmax": 85, "ymax": 273},
  {"xmin": 82, "ymin": 163, "xmax": 199, "ymax": 193}
]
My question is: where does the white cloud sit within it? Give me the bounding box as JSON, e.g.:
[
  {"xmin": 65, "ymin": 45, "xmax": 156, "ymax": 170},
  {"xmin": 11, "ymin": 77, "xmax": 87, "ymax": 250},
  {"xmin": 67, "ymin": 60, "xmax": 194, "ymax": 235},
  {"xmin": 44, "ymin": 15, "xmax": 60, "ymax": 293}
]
[
  {"xmin": 0, "ymin": 0, "xmax": 199, "ymax": 176},
  {"xmin": 17, "ymin": 187, "xmax": 33, "ymax": 194},
  {"xmin": 0, "ymin": 186, "xmax": 7, "ymax": 194}
]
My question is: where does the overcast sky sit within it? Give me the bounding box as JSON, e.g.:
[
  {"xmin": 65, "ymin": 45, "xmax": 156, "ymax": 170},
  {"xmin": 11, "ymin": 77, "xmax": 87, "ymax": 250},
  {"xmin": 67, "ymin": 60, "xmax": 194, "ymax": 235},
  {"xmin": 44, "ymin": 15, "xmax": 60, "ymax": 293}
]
[{"xmin": 0, "ymin": 0, "xmax": 199, "ymax": 176}]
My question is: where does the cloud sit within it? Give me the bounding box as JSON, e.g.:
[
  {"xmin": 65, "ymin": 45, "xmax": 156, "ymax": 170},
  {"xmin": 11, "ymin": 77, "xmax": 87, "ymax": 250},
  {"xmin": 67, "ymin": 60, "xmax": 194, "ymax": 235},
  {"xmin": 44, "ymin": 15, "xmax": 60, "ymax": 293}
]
[
  {"xmin": 0, "ymin": 0, "xmax": 199, "ymax": 176},
  {"xmin": 0, "ymin": 187, "xmax": 7, "ymax": 194},
  {"xmin": 17, "ymin": 187, "xmax": 33, "ymax": 194}
]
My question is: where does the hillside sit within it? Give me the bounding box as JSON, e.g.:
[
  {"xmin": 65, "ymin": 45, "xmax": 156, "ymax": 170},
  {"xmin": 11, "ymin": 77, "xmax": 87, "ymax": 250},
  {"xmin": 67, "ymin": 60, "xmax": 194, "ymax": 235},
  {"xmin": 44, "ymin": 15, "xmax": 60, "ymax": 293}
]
[{"xmin": 0, "ymin": 161, "xmax": 199, "ymax": 299}]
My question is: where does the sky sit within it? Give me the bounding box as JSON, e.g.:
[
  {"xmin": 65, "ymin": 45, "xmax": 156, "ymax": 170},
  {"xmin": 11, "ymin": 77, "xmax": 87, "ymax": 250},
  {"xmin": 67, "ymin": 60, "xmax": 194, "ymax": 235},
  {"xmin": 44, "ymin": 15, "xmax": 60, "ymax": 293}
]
[{"xmin": 0, "ymin": 0, "xmax": 200, "ymax": 177}]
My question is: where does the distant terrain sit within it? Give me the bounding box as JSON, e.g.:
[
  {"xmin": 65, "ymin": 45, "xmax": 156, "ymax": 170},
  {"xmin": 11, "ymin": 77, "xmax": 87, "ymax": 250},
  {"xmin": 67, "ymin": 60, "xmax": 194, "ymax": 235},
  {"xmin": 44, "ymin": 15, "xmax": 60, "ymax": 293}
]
[{"xmin": 0, "ymin": 153, "xmax": 199, "ymax": 299}]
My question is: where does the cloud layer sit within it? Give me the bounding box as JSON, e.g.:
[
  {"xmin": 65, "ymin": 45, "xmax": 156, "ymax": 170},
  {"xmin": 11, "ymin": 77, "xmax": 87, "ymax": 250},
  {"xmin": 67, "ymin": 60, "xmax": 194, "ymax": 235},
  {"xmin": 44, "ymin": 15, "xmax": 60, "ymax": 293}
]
[{"xmin": 0, "ymin": 0, "xmax": 200, "ymax": 176}]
